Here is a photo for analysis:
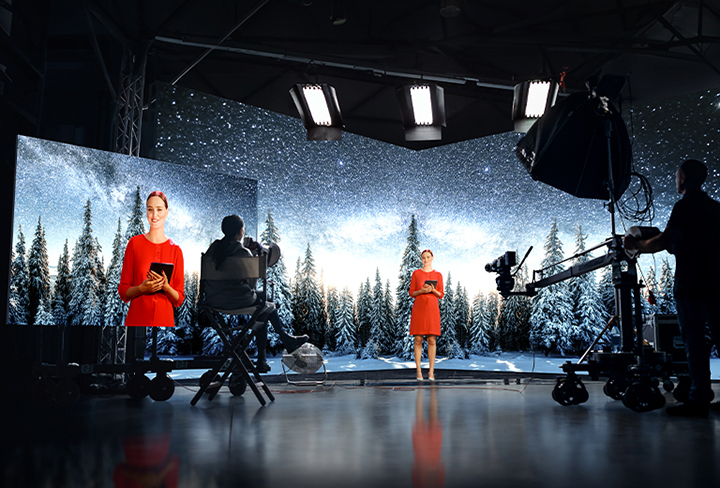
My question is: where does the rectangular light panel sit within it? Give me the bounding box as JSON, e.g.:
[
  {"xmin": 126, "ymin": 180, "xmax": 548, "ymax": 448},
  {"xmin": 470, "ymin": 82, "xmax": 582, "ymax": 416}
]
[
  {"xmin": 410, "ymin": 85, "xmax": 434, "ymax": 126},
  {"xmin": 525, "ymin": 81, "xmax": 551, "ymax": 118},
  {"xmin": 303, "ymin": 85, "xmax": 333, "ymax": 126}
]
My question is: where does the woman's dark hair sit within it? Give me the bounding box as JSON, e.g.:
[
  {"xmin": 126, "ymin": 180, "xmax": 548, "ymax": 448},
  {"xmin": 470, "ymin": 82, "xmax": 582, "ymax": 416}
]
[
  {"xmin": 421, "ymin": 249, "xmax": 434, "ymax": 257},
  {"xmin": 212, "ymin": 215, "xmax": 244, "ymax": 269},
  {"xmin": 147, "ymin": 190, "xmax": 168, "ymax": 208}
]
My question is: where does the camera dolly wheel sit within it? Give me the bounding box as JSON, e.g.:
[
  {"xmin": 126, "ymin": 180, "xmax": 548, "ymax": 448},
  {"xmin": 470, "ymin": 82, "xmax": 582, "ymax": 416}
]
[
  {"xmin": 32, "ymin": 377, "xmax": 56, "ymax": 403},
  {"xmin": 200, "ymin": 370, "xmax": 221, "ymax": 395},
  {"xmin": 552, "ymin": 375, "xmax": 589, "ymax": 406},
  {"xmin": 622, "ymin": 381, "xmax": 665, "ymax": 412},
  {"xmin": 149, "ymin": 374, "xmax": 175, "ymax": 402},
  {"xmin": 127, "ymin": 373, "xmax": 151, "ymax": 399},
  {"xmin": 603, "ymin": 375, "xmax": 631, "ymax": 400},
  {"xmin": 53, "ymin": 378, "xmax": 80, "ymax": 406},
  {"xmin": 229, "ymin": 372, "xmax": 247, "ymax": 396}
]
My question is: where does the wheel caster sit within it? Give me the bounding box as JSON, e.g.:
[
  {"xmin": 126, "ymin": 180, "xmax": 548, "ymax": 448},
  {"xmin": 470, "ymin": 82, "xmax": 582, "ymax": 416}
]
[
  {"xmin": 622, "ymin": 382, "xmax": 663, "ymax": 412},
  {"xmin": 229, "ymin": 373, "xmax": 247, "ymax": 396},
  {"xmin": 200, "ymin": 371, "xmax": 221, "ymax": 394},
  {"xmin": 149, "ymin": 374, "xmax": 175, "ymax": 401},
  {"xmin": 603, "ymin": 376, "xmax": 630, "ymax": 400},
  {"xmin": 53, "ymin": 378, "xmax": 80, "ymax": 406},
  {"xmin": 673, "ymin": 376, "xmax": 691, "ymax": 404},
  {"xmin": 32, "ymin": 377, "xmax": 56, "ymax": 403},
  {"xmin": 127, "ymin": 374, "xmax": 150, "ymax": 399},
  {"xmin": 552, "ymin": 376, "xmax": 589, "ymax": 406}
]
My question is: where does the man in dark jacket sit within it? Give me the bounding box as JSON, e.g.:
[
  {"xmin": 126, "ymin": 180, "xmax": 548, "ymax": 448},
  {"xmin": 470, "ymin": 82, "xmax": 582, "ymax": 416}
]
[
  {"xmin": 625, "ymin": 159, "xmax": 720, "ymax": 417},
  {"xmin": 204, "ymin": 215, "xmax": 308, "ymax": 372}
]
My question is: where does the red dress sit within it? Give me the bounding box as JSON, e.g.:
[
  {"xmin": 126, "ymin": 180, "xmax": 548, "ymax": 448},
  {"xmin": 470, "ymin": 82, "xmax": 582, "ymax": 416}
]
[
  {"xmin": 409, "ymin": 269, "xmax": 444, "ymax": 336},
  {"xmin": 118, "ymin": 234, "xmax": 185, "ymax": 327}
]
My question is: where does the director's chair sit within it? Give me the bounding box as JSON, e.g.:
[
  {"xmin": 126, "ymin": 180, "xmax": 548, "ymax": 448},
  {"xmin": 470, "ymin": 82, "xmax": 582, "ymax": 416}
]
[{"xmin": 191, "ymin": 252, "xmax": 276, "ymax": 406}]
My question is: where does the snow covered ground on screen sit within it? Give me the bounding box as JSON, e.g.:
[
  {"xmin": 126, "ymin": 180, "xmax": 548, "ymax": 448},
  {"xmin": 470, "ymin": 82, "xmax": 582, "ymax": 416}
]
[{"xmin": 166, "ymin": 352, "xmax": 720, "ymax": 380}]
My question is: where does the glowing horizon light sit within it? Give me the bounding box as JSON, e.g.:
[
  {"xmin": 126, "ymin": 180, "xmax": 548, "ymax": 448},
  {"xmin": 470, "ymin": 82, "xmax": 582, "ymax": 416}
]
[
  {"xmin": 410, "ymin": 85, "xmax": 434, "ymax": 125},
  {"xmin": 302, "ymin": 85, "xmax": 333, "ymax": 126},
  {"xmin": 525, "ymin": 81, "xmax": 552, "ymax": 118}
]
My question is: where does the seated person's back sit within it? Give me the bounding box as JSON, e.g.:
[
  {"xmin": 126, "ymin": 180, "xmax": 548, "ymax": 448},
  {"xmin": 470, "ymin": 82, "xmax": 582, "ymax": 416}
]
[{"xmin": 203, "ymin": 239, "xmax": 257, "ymax": 310}]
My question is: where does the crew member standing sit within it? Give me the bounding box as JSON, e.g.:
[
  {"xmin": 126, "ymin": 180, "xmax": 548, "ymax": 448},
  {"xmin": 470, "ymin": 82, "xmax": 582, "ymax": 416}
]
[{"xmin": 624, "ymin": 159, "xmax": 720, "ymax": 417}]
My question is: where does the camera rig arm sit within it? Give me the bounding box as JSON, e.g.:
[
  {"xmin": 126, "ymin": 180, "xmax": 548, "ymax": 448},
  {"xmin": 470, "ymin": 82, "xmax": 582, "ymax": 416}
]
[{"xmin": 489, "ymin": 236, "xmax": 625, "ymax": 298}]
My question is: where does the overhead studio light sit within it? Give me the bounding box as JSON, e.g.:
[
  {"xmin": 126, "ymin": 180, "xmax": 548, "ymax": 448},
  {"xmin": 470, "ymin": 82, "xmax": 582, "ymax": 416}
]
[
  {"xmin": 512, "ymin": 79, "xmax": 559, "ymax": 133},
  {"xmin": 289, "ymin": 83, "xmax": 344, "ymax": 140},
  {"xmin": 397, "ymin": 83, "xmax": 446, "ymax": 141}
]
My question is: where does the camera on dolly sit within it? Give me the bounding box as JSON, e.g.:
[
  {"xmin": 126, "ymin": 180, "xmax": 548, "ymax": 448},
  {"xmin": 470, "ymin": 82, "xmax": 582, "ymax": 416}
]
[{"xmin": 485, "ymin": 251, "xmax": 516, "ymax": 298}]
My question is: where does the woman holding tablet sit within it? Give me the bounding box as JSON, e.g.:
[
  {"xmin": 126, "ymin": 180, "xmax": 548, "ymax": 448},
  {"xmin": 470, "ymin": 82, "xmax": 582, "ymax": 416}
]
[
  {"xmin": 119, "ymin": 190, "xmax": 185, "ymax": 332},
  {"xmin": 409, "ymin": 249, "xmax": 444, "ymax": 381}
]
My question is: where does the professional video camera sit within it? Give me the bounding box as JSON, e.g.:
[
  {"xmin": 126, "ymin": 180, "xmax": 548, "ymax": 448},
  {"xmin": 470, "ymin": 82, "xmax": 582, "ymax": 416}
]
[{"xmin": 485, "ymin": 251, "xmax": 516, "ymax": 298}]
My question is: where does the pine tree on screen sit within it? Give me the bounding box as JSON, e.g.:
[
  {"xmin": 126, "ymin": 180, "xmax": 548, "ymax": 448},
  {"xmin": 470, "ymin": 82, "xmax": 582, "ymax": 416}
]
[
  {"xmin": 396, "ymin": 215, "xmax": 421, "ymax": 359},
  {"xmin": 454, "ymin": 283, "xmax": 470, "ymax": 352},
  {"xmin": 8, "ymin": 250, "xmax": 19, "ymax": 324},
  {"xmin": 439, "ymin": 272, "xmax": 461, "ymax": 357},
  {"xmin": 658, "ymin": 258, "xmax": 676, "ymax": 314},
  {"xmin": 319, "ymin": 278, "xmax": 330, "ymax": 350},
  {"xmin": 103, "ymin": 219, "xmax": 128, "ymax": 328},
  {"xmin": 95, "ymin": 239, "xmax": 107, "ymax": 319},
  {"xmin": 261, "ymin": 209, "xmax": 295, "ymax": 347},
  {"xmin": 175, "ymin": 271, "xmax": 199, "ymax": 353},
  {"xmin": 156, "ymin": 326, "xmax": 179, "ymax": 355},
  {"xmin": 325, "ymin": 286, "xmax": 339, "ymax": 351},
  {"xmin": 335, "ymin": 287, "xmax": 357, "ymax": 355},
  {"xmin": 291, "ymin": 257, "xmax": 304, "ymax": 335},
  {"xmin": 642, "ymin": 265, "xmax": 659, "ymax": 315},
  {"xmin": 382, "ymin": 280, "xmax": 397, "ymax": 355},
  {"xmin": 530, "ymin": 218, "xmax": 574, "ymax": 355},
  {"xmin": 27, "ymin": 217, "xmax": 51, "ymax": 325},
  {"xmin": 52, "ymin": 240, "xmax": 71, "ymax": 327},
  {"xmin": 513, "ymin": 264, "xmax": 532, "ymax": 350},
  {"xmin": 201, "ymin": 326, "xmax": 223, "ymax": 355},
  {"xmin": 68, "ymin": 200, "xmax": 102, "ymax": 326},
  {"xmin": 598, "ymin": 266, "xmax": 615, "ymax": 319},
  {"xmin": 485, "ymin": 291, "xmax": 500, "ymax": 351},
  {"xmin": 34, "ymin": 298, "xmax": 55, "ymax": 326},
  {"xmin": 367, "ymin": 268, "xmax": 386, "ymax": 357},
  {"xmin": 568, "ymin": 225, "xmax": 606, "ymax": 354},
  {"xmin": 469, "ymin": 292, "xmax": 490, "ymax": 354},
  {"xmin": 125, "ymin": 187, "xmax": 146, "ymax": 241},
  {"xmin": 299, "ymin": 244, "xmax": 326, "ymax": 348},
  {"xmin": 496, "ymin": 295, "xmax": 518, "ymax": 351},
  {"xmin": 356, "ymin": 278, "xmax": 373, "ymax": 350},
  {"xmin": 10, "ymin": 227, "xmax": 30, "ymax": 325}
]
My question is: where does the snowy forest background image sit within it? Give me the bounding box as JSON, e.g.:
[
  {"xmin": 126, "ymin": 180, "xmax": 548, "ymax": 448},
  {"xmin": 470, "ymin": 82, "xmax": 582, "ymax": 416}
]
[{"xmin": 8, "ymin": 83, "xmax": 720, "ymax": 361}]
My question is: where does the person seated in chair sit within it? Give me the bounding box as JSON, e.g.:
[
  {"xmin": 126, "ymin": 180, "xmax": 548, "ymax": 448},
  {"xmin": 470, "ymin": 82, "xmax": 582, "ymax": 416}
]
[{"xmin": 204, "ymin": 214, "xmax": 308, "ymax": 372}]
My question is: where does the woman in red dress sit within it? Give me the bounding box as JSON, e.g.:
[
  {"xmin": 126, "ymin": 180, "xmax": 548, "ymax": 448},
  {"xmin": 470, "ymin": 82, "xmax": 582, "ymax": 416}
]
[
  {"xmin": 409, "ymin": 249, "xmax": 444, "ymax": 381},
  {"xmin": 119, "ymin": 191, "xmax": 185, "ymax": 357}
]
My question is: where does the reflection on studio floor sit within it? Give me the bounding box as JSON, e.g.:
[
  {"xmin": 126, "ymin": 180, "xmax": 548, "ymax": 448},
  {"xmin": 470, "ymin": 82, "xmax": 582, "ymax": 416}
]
[{"xmin": 5, "ymin": 378, "xmax": 720, "ymax": 488}]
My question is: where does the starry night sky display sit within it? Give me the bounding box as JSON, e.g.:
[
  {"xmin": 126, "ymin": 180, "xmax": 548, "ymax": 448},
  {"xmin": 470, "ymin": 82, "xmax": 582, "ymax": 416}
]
[
  {"xmin": 13, "ymin": 136, "xmax": 258, "ymax": 275},
  {"xmin": 153, "ymin": 83, "xmax": 720, "ymax": 296},
  {"xmin": 12, "ymin": 86, "xmax": 720, "ymax": 297}
]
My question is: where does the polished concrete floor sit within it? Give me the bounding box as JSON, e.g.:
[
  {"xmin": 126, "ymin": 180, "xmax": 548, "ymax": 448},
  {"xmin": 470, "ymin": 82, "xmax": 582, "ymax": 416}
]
[{"xmin": 5, "ymin": 373, "xmax": 720, "ymax": 488}]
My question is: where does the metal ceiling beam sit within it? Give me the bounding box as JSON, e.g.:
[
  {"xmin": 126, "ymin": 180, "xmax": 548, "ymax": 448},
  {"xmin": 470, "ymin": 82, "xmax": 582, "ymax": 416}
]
[
  {"xmin": 170, "ymin": 0, "xmax": 270, "ymax": 86},
  {"xmin": 156, "ymin": 36, "xmax": 517, "ymax": 91}
]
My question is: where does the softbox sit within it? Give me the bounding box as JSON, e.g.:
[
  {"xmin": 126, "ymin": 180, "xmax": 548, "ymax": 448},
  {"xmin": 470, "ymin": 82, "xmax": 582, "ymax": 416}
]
[{"xmin": 515, "ymin": 91, "xmax": 631, "ymax": 201}]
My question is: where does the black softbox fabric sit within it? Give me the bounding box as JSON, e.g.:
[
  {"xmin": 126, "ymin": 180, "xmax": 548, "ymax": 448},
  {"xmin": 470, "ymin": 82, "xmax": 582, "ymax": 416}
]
[{"xmin": 515, "ymin": 92, "xmax": 632, "ymax": 201}]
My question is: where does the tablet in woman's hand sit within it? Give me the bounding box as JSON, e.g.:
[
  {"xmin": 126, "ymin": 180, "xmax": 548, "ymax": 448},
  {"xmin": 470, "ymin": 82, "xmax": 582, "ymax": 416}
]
[
  {"xmin": 150, "ymin": 262, "xmax": 174, "ymax": 281},
  {"xmin": 424, "ymin": 280, "xmax": 438, "ymax": 287}
]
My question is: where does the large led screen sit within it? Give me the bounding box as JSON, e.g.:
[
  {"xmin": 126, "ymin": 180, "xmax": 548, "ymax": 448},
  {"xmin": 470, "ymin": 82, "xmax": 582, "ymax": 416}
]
[{"xmin": 9, "ymin": 135, "xmax": 257, "ymax": 326}]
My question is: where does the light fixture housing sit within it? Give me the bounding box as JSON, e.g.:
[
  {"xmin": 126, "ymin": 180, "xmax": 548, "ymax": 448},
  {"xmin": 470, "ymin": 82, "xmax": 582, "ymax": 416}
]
[
  {"xmin": 396, "ymin": 83, "xmax": 446, "ymax": 141},
  {"xmin": 512, "ymin": 79, "xmax": 559, "ymax": 133},
  {"xmin": 289, "ymin": 83, "xmax": 344, "ymax": 140}
]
